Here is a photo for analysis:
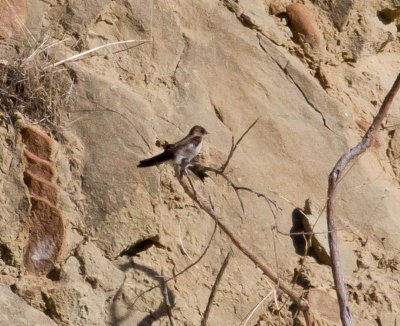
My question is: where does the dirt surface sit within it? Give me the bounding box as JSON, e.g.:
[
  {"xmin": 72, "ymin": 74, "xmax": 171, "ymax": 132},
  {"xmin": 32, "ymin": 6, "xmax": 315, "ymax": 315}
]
[{"xmin": 0, "ymin": 0, "xmax": 400, "ymax": 325}]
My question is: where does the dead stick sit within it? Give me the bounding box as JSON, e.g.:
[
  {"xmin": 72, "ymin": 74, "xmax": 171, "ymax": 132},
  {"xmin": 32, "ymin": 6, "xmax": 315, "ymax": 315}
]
[
  {"xmin": 201, "ymin": 251, "xmax": 232, "ymax": 326},
  {"xmin": 327, "ymin": 73, "xmax": 400, "ymax": 326},
  {"xmin": 221, "ymin": 118, "xmax": 259, "ymax": 173},
  {"xmin": 178, "ymin": 177, "xmax": 309, "ymax": 311}
]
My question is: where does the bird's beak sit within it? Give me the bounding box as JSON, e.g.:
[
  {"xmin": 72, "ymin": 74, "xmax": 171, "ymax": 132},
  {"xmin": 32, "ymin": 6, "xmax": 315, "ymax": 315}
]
[{"xmin": 205, "ymin": 130, "xmax": 210, "ymax": 135}]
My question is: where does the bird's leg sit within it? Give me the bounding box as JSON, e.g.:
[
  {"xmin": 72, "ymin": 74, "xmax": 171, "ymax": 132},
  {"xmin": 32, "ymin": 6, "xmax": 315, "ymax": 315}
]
[{"xmin": 179, "ymin": 158, "xmax": 192, "ymax": 178}]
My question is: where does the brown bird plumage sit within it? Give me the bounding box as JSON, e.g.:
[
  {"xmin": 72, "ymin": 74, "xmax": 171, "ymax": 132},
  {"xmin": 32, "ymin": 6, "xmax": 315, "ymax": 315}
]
[{"xmin": 137, "ymin": 125, "xmax": 208, "ymax": 168}]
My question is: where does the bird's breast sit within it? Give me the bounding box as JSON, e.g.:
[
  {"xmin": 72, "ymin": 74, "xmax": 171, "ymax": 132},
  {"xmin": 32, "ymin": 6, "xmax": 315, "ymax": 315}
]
[{"xmin": 174, "ymin": 141, "xmax": 202, "ymax": 164}]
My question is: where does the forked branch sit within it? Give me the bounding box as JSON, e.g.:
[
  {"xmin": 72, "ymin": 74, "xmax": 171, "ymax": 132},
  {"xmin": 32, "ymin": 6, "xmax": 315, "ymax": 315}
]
[
  {"xmin": 327, "ymin": 73, "xmax": 400, "ymax": 326},
  {"xmin": 201, "ymin": 251, "xmax": 232, "ymax": 326},
  {"xmin": 220, "ymin": 118, "xmax": 259, "ymax": 173},
  {"xmin": 178, "ymin": 120, "xmax": 310, "ymax": 315},
  {"xmin": 178, "ymin": 176, "xmax": 309, "ymax": 311}
]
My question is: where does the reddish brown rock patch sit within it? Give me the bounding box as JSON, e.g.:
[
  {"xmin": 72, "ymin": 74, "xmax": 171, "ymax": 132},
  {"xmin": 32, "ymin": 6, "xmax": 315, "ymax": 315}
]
[
  {"xmin": 23, "ymin": 171, "xmax": 58, "ymax": 206},
  {"xmin": 24, "ymin": 150, "xmax": 56, "ymax": 182},
  {"xmin": 19, "ymin": 123, "xmax": 63, "ymax": 275},
  {"xmin": 23, "ymin": 196, "xmax": 64, "ymax": 274},
  {"xmin": 286, "ymin": 3, "xmax": 321, "ymax": 49},
  {"xmin": 20, "ymin": 126, "xmax": 54, "ymax": 161}
]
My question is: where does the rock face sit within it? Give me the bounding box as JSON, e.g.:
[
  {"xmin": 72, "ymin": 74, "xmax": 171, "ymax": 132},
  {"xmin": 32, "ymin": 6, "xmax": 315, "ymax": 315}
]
[
  {"xmin": 0, "ymin": 285, "xmax": 56, "ymax": 326},
  {"xmin": 307, "ymin": 288, "xmax": 341, "ymax": 325},
  {"xmin": 300, "ymin": 206, "xmax": 357, "ymax": 276},
  {"xmin": 17, "ymin": 122, "xmax": 64, "ymax": 275},
  {"xmin": 0, "ymin": 0, "xmax": 400, "ymax": 325},
  {"xmin": 0, "ymin": 0, "xmax": 27, "ymax": 39}
]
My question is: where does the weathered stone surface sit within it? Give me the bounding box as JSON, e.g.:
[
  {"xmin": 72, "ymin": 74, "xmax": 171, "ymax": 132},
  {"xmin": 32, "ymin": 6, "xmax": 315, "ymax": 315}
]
[
  {"xmin": 0, "ymin": 0, "xmax": 400, "ymax": 325},
  {"xmin": 301, "ymin": 209, "xmax": 358, "ymax": 276},
  {"xmin": 0, "ymin": 285, "xmax": 57, "ymax": 326},
  {"xmin": 378, "ymin": 312, "xmax": 399, "ymax": 326},
  {"xmin": 0, "ymin": 0, "xmax": 27, "ymax": 39},
  {"xmin": 312, "ymin": 0, "xmax": 353, "ymax": 31},
  {"xmin": 270, "ymin": 0, "xmax": 289, "ymax": 15},
  {"xmin": 41, "ymin": 284, "xmax": 106, "ymax": 326},
  {"xmin": 64, "ymin": 0, "xmax": 112, "ymax": 31},
  {"xmin": 307, "ymin": 289, "xmax": 341, "ymax": 325},
  {"xmin": 331, "ymin": 0, "xmax": 353, "ymax": 31},
  {"xmin": 301, "ymin": 210, "xmax": 330, "ymax": 265},
  {"xmin": 76, "ymin": 242, "xmax": 125, "ymax": 292}
]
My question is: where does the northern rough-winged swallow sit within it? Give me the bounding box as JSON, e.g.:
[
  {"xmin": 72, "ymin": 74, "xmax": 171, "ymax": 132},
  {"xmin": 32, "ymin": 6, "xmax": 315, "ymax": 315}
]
[{"xmin": 137, "ymin": 125, "xmax": 208, "ymax": 168}]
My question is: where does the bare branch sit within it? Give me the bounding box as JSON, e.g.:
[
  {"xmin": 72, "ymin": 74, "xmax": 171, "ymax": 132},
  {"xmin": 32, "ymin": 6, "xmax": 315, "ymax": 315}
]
[
  {"xmin": 161, "ymin": 269, "xmax": 176, "ymax": 326},
  {"xmin": 327, "ymin": 73, "xmax": 400, "ymax": 326},
  {"xmin": 196, "ymin": 165, "xmax": 278, "ymax": 218},
  {"xmin": 201, "ymin": 251, "xmax": 232, "ymax": 326},
  {"xmin": 177, "ymin": 176, "xmax": 309, "ymax": 311},
  {"xmin": 174, "ymin": 116, "xmax": 310, "ymax": 313},
  {"xmin": 220, "ymin": 118, "xmax": 259, "ymax": 173},
  {"xmin": 130, "ymin": 220, "xmax": 218, "ymax": 309}
]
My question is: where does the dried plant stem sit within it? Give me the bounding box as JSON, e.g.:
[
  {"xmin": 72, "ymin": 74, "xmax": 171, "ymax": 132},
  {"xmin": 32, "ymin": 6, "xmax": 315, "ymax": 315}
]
[
  {"xmin": 201, "ymin": 251, "xmax": 232, "ymax": 326},
  {"xmin": 327, "ymin": 73, "xmax": 400, "ymax": 326},
  {"xmin": 46, "ymin": 39, "xmax": 151, "ymax": 69},
  {"xmin": 178, "ymin": 176, "xmax": 309, "ymax": 311},
  {"xmin": 179, "ymin": 119, "xmax": 310, "ymax": 315},
  {"xmin": 130, "ymin": 221, "xmax": 218, "ymax": 308},
  {"xmin": 221, "ymin": 118, "xmax": 259, "ymax": 173},
  {"xmin": 161, "ymin": 269, "xmax": 176, "ymax": 326},
  {"xmin": 241, "ymin": 290, "xmax": 274, "ymax": 326}
]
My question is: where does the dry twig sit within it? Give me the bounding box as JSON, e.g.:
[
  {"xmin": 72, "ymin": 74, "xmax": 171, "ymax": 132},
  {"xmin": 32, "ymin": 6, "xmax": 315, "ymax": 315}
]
[
  {"xmin": 45, "ymin": 39, "xmax": 151, "ymax": 69},
  {"xmin": 178, "ymin": 177, "xmax": 309, "ymax": 311},
  {"xmin": 220, "ymin": 118, "xmax": 259, "ymax": 173},
  {"xmin": 130, "ymin": 220, "xmax": 218, "ymax": 308},
  {"xmin": 327, "ymin": 73, "xmax": 400, "ymax": 326},
  {"xmin": 177, "ymin": 120, "xmax": 310, "ymax": 316},
  {"xmin": 0, "ymin": 42, "xmax": 74, "ymax": 127},
  {"xmin": 240, "ymin": 290, "xmax": 274, "ymax": 326},
  {"xmin": 161, "ymin": 268, "xmax": 176, "ymax": 326},
  {"xmin": 201, "ymin": 251, "xmax": 232, "ymax": 326}
]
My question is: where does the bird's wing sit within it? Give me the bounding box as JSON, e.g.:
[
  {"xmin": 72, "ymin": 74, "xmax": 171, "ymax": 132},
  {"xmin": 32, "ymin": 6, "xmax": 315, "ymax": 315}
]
[{"xmin": 171, "ymin": 135, "xmax": 202, "ymax": 151}]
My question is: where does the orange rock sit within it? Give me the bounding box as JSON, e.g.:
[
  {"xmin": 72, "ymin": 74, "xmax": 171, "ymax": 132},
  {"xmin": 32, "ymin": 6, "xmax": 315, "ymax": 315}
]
[
  {"xmin": 20, "ymin": 126, "xmax": 54, "ymax": 161},
  {"xmin": 23, "ymin": 170, "xmax": 59, "ymax": 206},
  {"xmin": 23, "ymin": 196, "xmax": 64, "ymax": 275},
  {"xmin": 24, "ymin": 150, "xmax": 56, "ymax": 182},
  {"xmin": 286, "ymin": 3, "xmax": 321, "ymax": 49}
]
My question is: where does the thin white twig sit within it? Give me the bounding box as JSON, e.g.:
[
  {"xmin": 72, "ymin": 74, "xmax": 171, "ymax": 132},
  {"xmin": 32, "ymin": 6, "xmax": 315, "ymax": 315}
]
[
  {"xmin": 45, "ymin": 39, "xmax": 151, "ymax": 69},
  {"xmin": 178, "ymin": 219, "xmax": 192, "ymax": 260},
  {"xmin": 241, "ymin": 291, "xmax": 274, "ymax": 326},
  {"xmin": 41, "ymin": 37, "xmax": 71, "ymax": 53},
  {"xmin": 22, "ymin": 36, "xmax": 49, "ymax": 65}
]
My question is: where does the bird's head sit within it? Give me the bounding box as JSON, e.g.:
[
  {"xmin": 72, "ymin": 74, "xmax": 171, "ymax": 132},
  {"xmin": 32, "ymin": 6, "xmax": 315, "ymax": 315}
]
[{"xmin": 189, "ymin": 125, "xmax": 209, "ymax": 136}]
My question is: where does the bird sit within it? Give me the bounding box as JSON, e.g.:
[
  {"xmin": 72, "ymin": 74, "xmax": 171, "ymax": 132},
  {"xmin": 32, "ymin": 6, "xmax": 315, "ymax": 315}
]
[{"xmin": 137, "ymin": 125, "xmax": 208, "ymax": 168}]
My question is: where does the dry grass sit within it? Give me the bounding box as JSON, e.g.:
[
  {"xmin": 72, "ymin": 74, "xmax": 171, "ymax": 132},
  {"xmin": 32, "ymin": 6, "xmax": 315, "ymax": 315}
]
[{"xmin": 0, "ymin": 41, "xmax": 75, "ymax": 127}]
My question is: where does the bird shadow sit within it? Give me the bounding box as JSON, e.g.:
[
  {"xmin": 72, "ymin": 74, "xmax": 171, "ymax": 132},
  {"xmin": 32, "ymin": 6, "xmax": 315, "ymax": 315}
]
[{"xmin": 289, "ymin": 208, "xmax": 317, "ymax": 260}]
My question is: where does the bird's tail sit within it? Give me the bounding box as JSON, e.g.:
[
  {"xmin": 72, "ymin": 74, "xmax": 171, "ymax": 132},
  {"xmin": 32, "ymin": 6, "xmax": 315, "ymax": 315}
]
[{"xmin": 137, "ymin": 151, "xmax": 174, "ymax": 167}]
